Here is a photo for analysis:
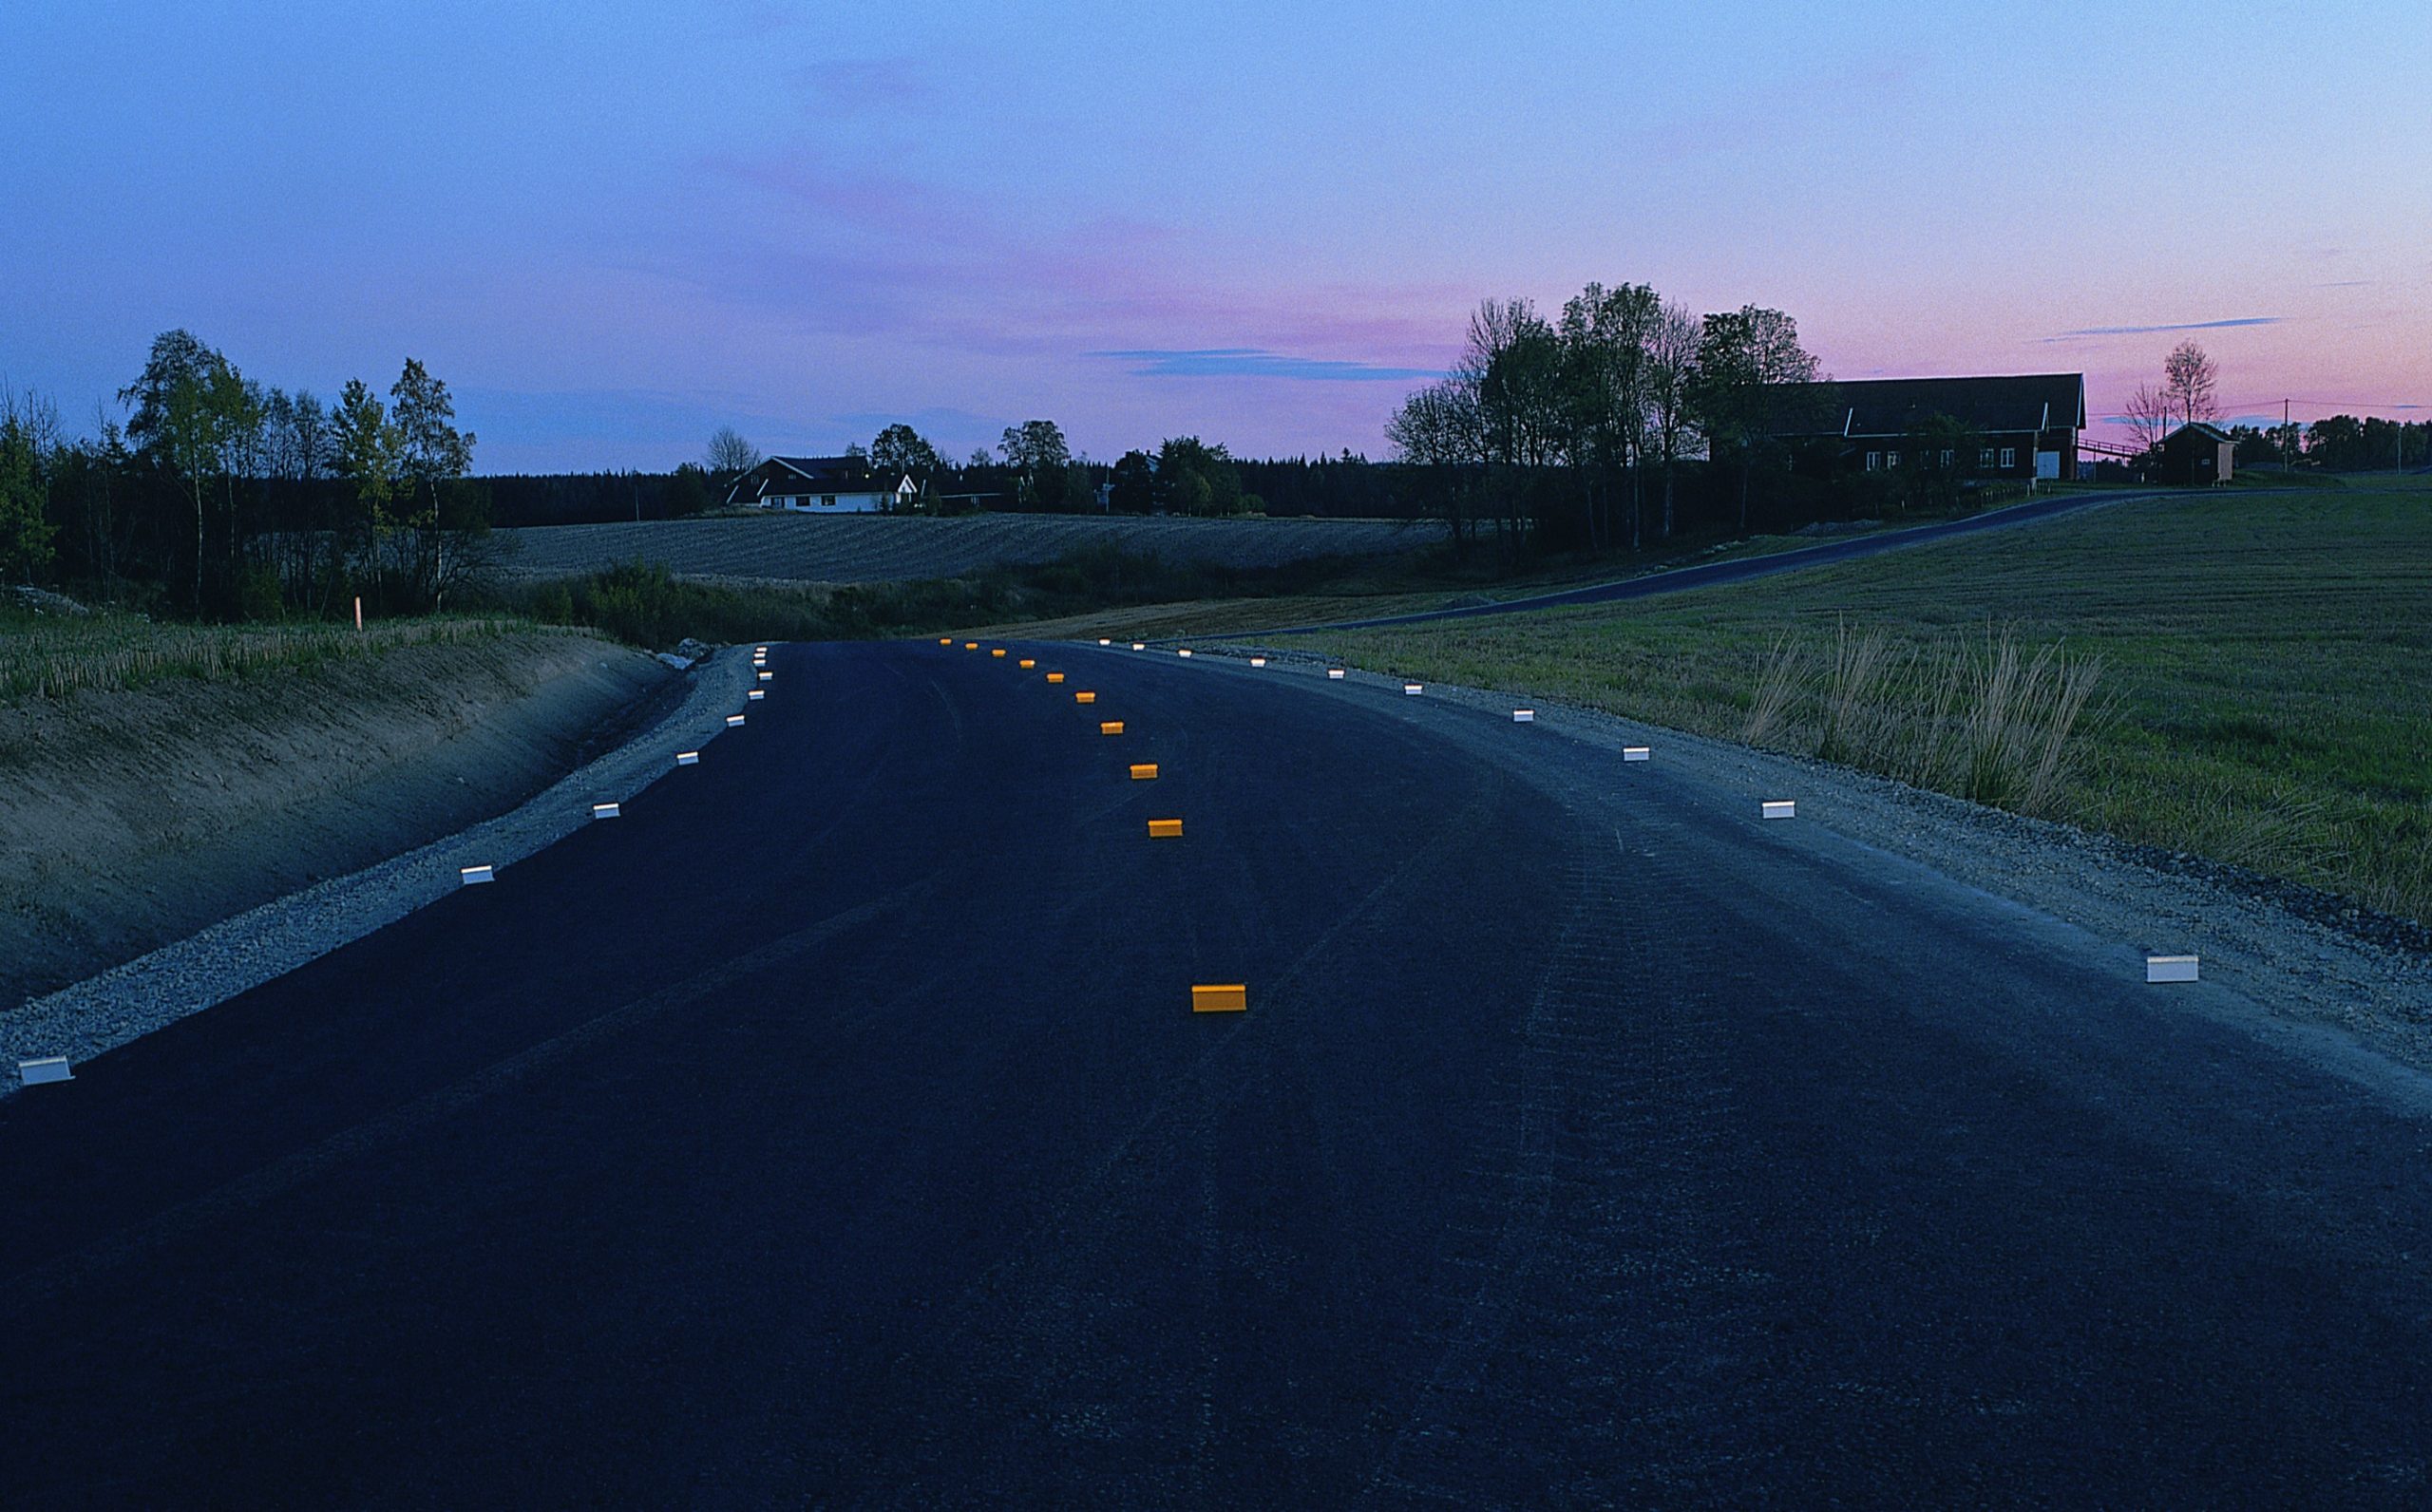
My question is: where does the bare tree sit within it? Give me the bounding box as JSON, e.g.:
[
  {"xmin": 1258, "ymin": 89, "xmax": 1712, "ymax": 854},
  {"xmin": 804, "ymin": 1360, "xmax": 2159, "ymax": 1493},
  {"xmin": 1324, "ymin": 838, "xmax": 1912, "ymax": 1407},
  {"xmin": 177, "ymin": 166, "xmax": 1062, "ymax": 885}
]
[
  {"xmin": 1643, "ymin": 299, "xmax": 1701, "ymax": 539},
  {"xmin": 2122, "ymin": 382, "xmax": 2173, "ymax": 458},
  {"xmin": 705, "ymin": 425, "xmax": 761, "ymax": 479},
  {"xmin": 1387, "ymin": 380, "xmax": 1485, "ymax": 550},
  {"xmin": 2162, "ymin": 340, "xmax": 2219, "ymax": 427}
]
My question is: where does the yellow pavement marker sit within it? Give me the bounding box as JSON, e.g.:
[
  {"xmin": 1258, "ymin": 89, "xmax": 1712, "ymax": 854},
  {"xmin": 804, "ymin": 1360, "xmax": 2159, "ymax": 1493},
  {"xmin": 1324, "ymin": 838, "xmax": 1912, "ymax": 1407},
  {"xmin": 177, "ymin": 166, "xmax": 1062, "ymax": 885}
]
[
  {"xmin": 1099, "ymin": 720, "xmax": 1124, "ymax": 735},
  {"xmin": 1191, "ymin": 984, "xmax": 1247, "ymax": 1013},
  {"xmin": 1019, "ymin": 658, "xmax": 1036, "ymax": 669},
  {"xmin": 1047, "ymin": 672, "xmax": 1065, "ymax": 684},
  {"xmin": 1148, "ymin": 818, "xmax": 1183, "ymax": 839},
  {"xmin": 1130, "ymin": 763, "xmax": 1159, "ymax": 781},
  {"xmin": 1074, "ymin": 690, "xmax": 1096, "ymax": 705},
  {"xmin": 992, "ymin": 648, "xmax": 1007, "ymax": 658},
  {"xmin": 964, "ymin": 641, "xmax": 979, "ymax": 650},
  {"xmin": 939, "ymin": 637, "xmax": 952, "ymax": 645}
]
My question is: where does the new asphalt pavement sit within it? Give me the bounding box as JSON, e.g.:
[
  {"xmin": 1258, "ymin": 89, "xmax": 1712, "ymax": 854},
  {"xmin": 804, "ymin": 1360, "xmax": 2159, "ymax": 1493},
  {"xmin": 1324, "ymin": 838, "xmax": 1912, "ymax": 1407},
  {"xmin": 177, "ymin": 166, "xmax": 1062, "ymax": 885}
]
[{"xmin": 5, "ymin": 638, "xmax": 2430, "ymax": 1508}]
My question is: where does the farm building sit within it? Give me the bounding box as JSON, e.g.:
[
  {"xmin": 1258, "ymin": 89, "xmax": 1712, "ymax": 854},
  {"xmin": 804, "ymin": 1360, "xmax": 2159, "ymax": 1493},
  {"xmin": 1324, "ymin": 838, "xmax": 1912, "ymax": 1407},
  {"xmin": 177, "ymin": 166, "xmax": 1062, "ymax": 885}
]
[
  {"xmin": 2158, "ymin": 423, "xmax": 2235, "ymax": 485},
  {"xmin": 1768, "ymin": 373, "xmax": 2087, "ymax": 482},
  {"xmin": 726, "ymin": 456, "xmax": 918, "ymax": 513}
]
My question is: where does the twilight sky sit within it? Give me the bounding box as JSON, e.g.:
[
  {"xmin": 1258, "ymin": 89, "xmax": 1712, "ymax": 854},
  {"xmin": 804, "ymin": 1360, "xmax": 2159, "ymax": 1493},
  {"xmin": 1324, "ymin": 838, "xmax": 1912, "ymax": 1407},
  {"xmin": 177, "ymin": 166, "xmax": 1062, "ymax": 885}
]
[{"xmin": 5, "ymin": 0, "xmax": 2426, "ymax": 472}]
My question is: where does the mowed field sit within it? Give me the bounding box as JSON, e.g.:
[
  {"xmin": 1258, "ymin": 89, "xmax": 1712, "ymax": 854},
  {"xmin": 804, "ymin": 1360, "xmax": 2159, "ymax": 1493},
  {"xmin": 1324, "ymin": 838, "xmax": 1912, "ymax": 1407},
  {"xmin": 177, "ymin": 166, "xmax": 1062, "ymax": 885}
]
[
  {"xmin": 1300, "ymin": 483, "xmax": 2432, "ymax": 925},
  {"xmin": 497, "ymin": 513, "xmax": 1443, "ymax": 584}
]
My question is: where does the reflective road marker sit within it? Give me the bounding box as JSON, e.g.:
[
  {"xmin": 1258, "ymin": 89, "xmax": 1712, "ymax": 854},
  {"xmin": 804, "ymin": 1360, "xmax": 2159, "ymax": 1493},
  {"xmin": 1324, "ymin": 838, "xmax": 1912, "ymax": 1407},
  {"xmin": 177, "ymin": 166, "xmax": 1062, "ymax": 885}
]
[
  {"xmin": 1074, "ymin": 690, "xmax": 1096, "ymax": 704},
  {"xmin": 1130, "ymin": 764, "xmax": 1159, "ymax": 780},
  {"xmin": 2147, "ymin": 955, "xmax": 2201, "ymax": 984},
  {"xmin": 1019, "ymin": 658, "xmax": 1036, "ymax": 669},
  {"xmin": 1623, "ymin": 746, "xmax": 1649, "ymax": 762},
  {"xmin": 1132, "ymin": 642, "xmax": 1147, "ymax": 651},
  {"xmin": 676, "ymin": 750, "xmax": 700, "ymax": 766},
  {"xmin": 460, "ymin": 864, "xmax": 495, "ymax": 885},
  {"xmin": 1099, "ymin": 720, "xmax": 1125, "ymax": 735},
  {"xmin": 992, "ymin": 648, "xmax": 1007, "ymax": 658},
  {"xmin": 1099, "ymin": 638, "xmax": 1112, "ymax": 645},
  {"xmin": 1148, "ymin": 818, "xmax": 1183, "ymax": 839},
  {"xmin": 19, "ymin": 1057, "xmax": 72, "ymax": 1087},
  {"xmin": 1328, "ymin": 669, "xmax": 1345, "ymax": 680},
  {"xmin": 1762, "ymin": 801, "xmax": 1796, "ymax": 821},
  {"xmin": 964, "ymin": 642, "xmax": 979, "ymax": 651},
  {"xmin": 758, "ymin": 671, "xmax": 772, "ymax": 682},
  {"xmin": 1512, "ymin": 709, "xmax": 1535, "ymax": 723},
  {"xmin": 726, "ymin": 714, "xmax": 746, "ymax": 727},
  {"xmin": 939, "ymin": 637, "xmax": 952, "ymax": 645},
  {"xmin": 1249, "ymin": 657, "xmax": 1266, "ymax": 668},
  {"xmin": 1047, "ymin": 672, "xmax": 1065, "ymax": 684},
  {"xmin": 749, "ymin": 690, "xmax": 764, "ymax": 701},
  {"xmin": 590, "ymin": 803, "xmax": 620, "ymax": 821},
  {"xmin": 1191, "ymin": 984, "xmax": 1247, "ymax": 1013},
  {"xmin": 1403, "ymin": 684, "xmax": 1423, "ymax": 696}
]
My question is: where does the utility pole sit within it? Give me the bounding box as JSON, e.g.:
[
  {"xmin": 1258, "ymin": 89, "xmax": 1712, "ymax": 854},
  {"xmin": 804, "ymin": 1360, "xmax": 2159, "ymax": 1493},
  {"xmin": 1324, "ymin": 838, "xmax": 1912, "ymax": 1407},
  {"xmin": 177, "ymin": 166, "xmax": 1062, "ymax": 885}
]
[{"xmin": 2285, "ymin": 399, "xmax": 2293, "ymax": 473}]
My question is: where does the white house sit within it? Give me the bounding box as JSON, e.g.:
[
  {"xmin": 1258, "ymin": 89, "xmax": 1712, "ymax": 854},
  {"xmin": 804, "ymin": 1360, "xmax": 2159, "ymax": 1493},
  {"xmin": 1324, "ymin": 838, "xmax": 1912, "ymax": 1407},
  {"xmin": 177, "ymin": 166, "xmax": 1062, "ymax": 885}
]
[{"xmin": 725, "ymin": 456, "xmax": 917, "ymax": 513}]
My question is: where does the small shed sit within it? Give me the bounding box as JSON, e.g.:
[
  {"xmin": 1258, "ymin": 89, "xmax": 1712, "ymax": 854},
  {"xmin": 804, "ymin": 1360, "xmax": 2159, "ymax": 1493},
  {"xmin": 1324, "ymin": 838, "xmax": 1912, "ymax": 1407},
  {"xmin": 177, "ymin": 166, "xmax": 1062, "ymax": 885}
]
[{"xmin": 2158, "ymin": 423, "xmax": 2234, "ymax": 486}]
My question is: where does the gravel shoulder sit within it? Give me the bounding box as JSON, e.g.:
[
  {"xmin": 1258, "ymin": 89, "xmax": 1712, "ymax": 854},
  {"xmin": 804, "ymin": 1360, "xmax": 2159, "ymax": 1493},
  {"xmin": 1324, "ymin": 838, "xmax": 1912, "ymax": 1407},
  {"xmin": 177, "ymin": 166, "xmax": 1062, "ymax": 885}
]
[
  {"xmin": 2, "ymin": 647, "xmax": 757, "ymax": 1091},
  {"xmin": 1179, "ymin": 639, "xmax": 2432, "ymax": 1087}
]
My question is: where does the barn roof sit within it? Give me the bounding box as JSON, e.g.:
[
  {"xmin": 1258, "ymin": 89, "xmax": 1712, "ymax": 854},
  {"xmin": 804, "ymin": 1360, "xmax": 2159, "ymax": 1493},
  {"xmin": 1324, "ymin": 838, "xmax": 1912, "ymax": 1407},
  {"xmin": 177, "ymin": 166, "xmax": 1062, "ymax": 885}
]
[{"xmin": 1778, "ymin": 373, "xmax": 2087, "ymax": 439}]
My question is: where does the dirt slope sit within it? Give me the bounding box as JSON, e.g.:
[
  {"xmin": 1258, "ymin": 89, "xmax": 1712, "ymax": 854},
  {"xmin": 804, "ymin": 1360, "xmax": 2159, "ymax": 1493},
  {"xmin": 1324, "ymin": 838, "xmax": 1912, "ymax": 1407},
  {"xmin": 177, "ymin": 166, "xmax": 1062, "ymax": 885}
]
[{"xmin": 0, "ymin": 632, "xmax": 673, "ymax": 1011}]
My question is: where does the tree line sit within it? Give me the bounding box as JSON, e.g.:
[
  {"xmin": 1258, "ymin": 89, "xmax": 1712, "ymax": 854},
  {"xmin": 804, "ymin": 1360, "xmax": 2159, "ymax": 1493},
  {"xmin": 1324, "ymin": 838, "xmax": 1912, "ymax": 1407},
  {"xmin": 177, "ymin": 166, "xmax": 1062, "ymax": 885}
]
[{"xmin": 1, "ymin": 331, "xmax": 484, "ymax": 617}]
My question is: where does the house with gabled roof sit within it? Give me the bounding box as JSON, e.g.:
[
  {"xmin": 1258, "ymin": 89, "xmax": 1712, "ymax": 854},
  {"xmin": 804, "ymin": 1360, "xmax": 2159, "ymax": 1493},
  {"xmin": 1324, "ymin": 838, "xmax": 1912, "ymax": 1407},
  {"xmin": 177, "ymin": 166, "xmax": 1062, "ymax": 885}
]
[
  {"xmin": 2158, "ymin": 422, "xmax": 2234, "ymax": 486},
  {"xmin": 1770, "ymin": 373, "xmax": 2087, "ymax": 482},
  {"xmin": 724, "ymin": 455, "xmax": 918, "ymax": 513}
]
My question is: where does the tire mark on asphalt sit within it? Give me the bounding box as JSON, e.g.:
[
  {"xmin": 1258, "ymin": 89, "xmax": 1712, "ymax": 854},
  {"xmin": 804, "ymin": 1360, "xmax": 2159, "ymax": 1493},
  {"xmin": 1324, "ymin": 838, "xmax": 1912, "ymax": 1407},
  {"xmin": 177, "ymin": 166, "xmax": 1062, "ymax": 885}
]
[{"xmin": 0, "ymin": 882, "xmax": 931, "ymax": 1315}]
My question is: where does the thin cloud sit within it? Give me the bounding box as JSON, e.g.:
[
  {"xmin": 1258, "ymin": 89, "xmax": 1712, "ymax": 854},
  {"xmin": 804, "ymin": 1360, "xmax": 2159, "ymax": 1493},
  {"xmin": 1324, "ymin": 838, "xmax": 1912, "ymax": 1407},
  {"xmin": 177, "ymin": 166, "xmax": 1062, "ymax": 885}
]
[
  {"xmin": 1092, "ymin": 349, "xmax": 1444, "ymax": 382},
  {"xmin": 2044, "ymin": 316, "xmax": 2284, "ymax": 342}
]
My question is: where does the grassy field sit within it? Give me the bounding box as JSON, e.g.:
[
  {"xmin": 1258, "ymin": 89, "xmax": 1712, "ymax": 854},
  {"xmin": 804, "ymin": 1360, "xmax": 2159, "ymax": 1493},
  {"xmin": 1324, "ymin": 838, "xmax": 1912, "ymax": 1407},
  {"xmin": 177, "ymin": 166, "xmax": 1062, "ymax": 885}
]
[
  {"xmin": 496, "ymin": 512, "xmax": 1445, "ymax": 584},
  {"xmin": 0, "ymin": 603, "xmax": 538, "ymax": 703},
  {"xmin": 1294, "ymin": 483, "xmax": 2432, "ymax": 924}
]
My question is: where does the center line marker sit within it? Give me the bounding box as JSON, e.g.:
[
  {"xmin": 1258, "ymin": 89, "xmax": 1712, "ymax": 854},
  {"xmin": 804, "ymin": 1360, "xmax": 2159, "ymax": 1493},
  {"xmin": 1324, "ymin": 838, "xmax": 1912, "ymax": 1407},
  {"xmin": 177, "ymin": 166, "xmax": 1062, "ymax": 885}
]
[
  {"xmin": 1191, "ymin": 983, "xmax": 1247, "ymax": 1013},
  {"xmin": 992, "ymin": 648, "xmax": 1006, "ymax": 658},
  {"xmin": 1099, "ymin": 720, "xmax": 1124, "ymax": 735},
  {"xmin": 964, "ymin": 641, "xmax": 978, "ymax": 651},
  {"xmin": 1074, "ymin": 690, "xmax": 1096, "ymax": 704},
  {"xmin": 1019, "ymin": 658, "xmax": 1035, "ymax": 669},
  {"xmin": 1047, "ymin": 672, "xmax": 1065, "ymax": 684},
  {"xmin": 939, "ymin": 637, "xmax": 952, "ymax": 645},
  {"xmin": 1148, "ymin": 818, "xmax": 1183, "ymax": 838},
  {"xmin": 1761, "ymin": 800, "xmax": 1796, "ymax": 820},
  {"xmin": 1130, "ymin": 763, "xmax": 1159, "ymax": 780}
]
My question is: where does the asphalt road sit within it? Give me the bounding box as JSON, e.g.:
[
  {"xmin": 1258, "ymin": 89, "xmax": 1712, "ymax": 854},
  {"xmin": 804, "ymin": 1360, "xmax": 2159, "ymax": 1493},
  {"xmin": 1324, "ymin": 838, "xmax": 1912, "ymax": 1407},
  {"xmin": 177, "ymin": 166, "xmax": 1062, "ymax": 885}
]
[{"xmin": 6, "ymin": 639, "xmax": 2431, "ymax": 1508}]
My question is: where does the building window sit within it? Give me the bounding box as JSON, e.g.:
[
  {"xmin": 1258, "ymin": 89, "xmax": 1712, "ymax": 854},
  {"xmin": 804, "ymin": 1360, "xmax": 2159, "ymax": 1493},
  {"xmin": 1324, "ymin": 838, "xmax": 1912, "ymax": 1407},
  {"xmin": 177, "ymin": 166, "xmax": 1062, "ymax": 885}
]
[
  {"xmin": 822, "ymin": 495, "xmax": 837, "ymax": 507},
  {"xmin": 1999, "ymin": 447, "xmax": 2016, "ymax": 469},
  {"xmin": 1940, "ymin": 449, "xmax": 1954, "ymax": 467},
  {"xmin": 1887, "ymin": 451, "xmax": 1901, "ymax": 468},
  {"xmin": 1866, "ymin": 451, "xmax": 1882, "ymax": 471},
  {"xmin": 1979, "ymin": 448, "xmax": 1996, "ymax": 467}
]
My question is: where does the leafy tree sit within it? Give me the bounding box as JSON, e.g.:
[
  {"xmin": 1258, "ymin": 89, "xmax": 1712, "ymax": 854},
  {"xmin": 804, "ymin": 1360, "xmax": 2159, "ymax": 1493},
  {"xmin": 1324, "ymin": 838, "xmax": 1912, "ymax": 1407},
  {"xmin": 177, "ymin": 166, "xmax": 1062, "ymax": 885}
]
[
  {"xmin": 664, "ymin": 463, "xmax": 712, "ymax": 516},
  {"xmin": 1557, "ymin": 281, "xmax": 1658, "ymax": 550},
  {"xmin": 333, "ymin": 378, "xmax": 404, "ymax": 606},
  {"xmin": 390, "ymin": 358, "xmax": 480, "ymax": 608},
  {"xmin": 1109, "ymin": 449, "xmax": 1156, "ymax": 513},
  {"xmin": 1386, "ymin": 379, "xmax": 1486, "ymax": 550},
  {"xmin": 0, "ymin": 395, "xmax": 58, "ymax": 582},
  {"xmin": 119, "ymin": 330, "xmax": 251, "ymax": 610},
  {"xmin": 1153, "ymin": 437, "xmax": 1244, "ymax": 516},
  {"xmin": 998, "ymin": 420, "xmax": 1071, "ymax": 508},
  {"xmin": 705, "ymin": 425, "xmax": 761, "ymax": 481},
  {"xmin": 1643, "ymin": 299, "xmax": 1700, "ymax": 539},
  {"xmin": 868, "ymin": 424, "xmax": 944, "ymax": 481},
  {"xmin": 1692, "ymin": 306, "xmax": 1821, "ymax": 532}
]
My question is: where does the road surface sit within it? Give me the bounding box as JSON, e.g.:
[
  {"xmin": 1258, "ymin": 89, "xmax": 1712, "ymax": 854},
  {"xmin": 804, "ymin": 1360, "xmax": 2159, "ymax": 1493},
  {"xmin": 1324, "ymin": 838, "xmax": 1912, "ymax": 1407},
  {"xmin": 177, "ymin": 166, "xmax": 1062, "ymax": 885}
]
[{"xmin": 4, "ymin": 638, "xmax": 2429, "ymax": 1507}]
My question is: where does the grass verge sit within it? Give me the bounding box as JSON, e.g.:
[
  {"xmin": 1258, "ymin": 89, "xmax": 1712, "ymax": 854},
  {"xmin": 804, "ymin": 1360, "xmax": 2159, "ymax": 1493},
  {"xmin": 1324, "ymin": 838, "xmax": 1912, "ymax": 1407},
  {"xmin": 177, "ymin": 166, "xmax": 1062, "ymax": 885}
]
[
  {"xmin": 0, "ymin": 604, "xmax": 538, "ymax": 703},
  {"xmin": 1299, "ymin": 486, "xmax": 2432, "ymax": 924}
]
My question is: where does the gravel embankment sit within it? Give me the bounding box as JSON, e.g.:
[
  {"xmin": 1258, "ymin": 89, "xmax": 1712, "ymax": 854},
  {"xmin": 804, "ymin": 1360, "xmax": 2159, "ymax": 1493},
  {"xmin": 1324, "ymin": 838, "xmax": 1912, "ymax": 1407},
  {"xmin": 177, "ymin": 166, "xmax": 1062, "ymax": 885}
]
[
  {"xmin": 2, "ymin": 649, "xmax": 759, "ymax": 1091},
  {"xmin": 1178, "ymin": 639, "xmax": 2432, "ymax": 1081}
]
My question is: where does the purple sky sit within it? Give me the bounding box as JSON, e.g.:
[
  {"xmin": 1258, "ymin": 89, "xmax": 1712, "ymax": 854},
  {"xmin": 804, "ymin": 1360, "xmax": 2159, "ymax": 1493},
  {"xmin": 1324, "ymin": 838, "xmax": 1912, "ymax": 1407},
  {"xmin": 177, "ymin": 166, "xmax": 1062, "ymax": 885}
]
[{"xmin": 5, "ymin": 1, "xmax": 2426, "ymax": 471}]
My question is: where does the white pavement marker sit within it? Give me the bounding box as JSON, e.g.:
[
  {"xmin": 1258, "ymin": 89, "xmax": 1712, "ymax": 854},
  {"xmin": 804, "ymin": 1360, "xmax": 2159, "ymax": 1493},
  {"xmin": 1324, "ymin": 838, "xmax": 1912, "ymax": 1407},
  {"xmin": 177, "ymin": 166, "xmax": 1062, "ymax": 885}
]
[
  {"xmin": 1099, "ymin": 638, "xmax": 1112, "ymax": 645},
  {"xmin": 1132, "ymin": 642, "xmax": 1147, "ymax": 651},
  {"xmin": 1327, "ymin": 669, "xmax": 1345, "ymax": 680},
  {"xmin": 18, "ymin": 1057, "xmax": 72, "ymax": 1087},
  {"xmin": 1512, "ymin": 709, "xmax": 1534, "ymax": 723},
  {"xmin": 675, "ymin": 750, "xmax": 700, "ymax": 766},
  {"xmin": 590, "ymin": 803, "xmax": 620, "ymax": 821},
  {"xmin": 1623, "ymin": 746, "xmax": 1650, "ymax": 762},
  {"xmin": 2147, "ymin": 955, "xmax": 2200, "ymax": 983},
  {"xmin": 460, "ymin": 864, "xmax": 495, "ymax": 885},
  {"xmin": 1761, "ymin": 801, "xmax": 1796, "ymax": 821},
  {"xmin": 1178, "ymin": 649, "xmax": 1193, "ymax": 657},
  {"xmin": 749, "ymin": 690, "xmax": 764, "ymax": 701},
  {"xmin": 758, "ymin": 671, "xmax": 772, "ymax": 682},
  {"xmin": 1250, "ymin": 657, "xmax": 1267, "ymax": 668},
  {"xmin": 1403, "ymin": 684, "xmax": 1423, "ymax": 696},
  {"xmin": 726, "ymin": 714, "xmax": 746, "ymax": 727}
]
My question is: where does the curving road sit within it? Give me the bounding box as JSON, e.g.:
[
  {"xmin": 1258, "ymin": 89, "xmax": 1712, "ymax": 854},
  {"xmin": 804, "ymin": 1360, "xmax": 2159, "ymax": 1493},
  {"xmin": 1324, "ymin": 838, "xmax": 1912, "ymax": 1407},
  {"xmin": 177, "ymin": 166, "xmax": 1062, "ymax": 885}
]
[{"xmin": 4, "ymin": 639, "xmax": 2429, "ymax": 1507}]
